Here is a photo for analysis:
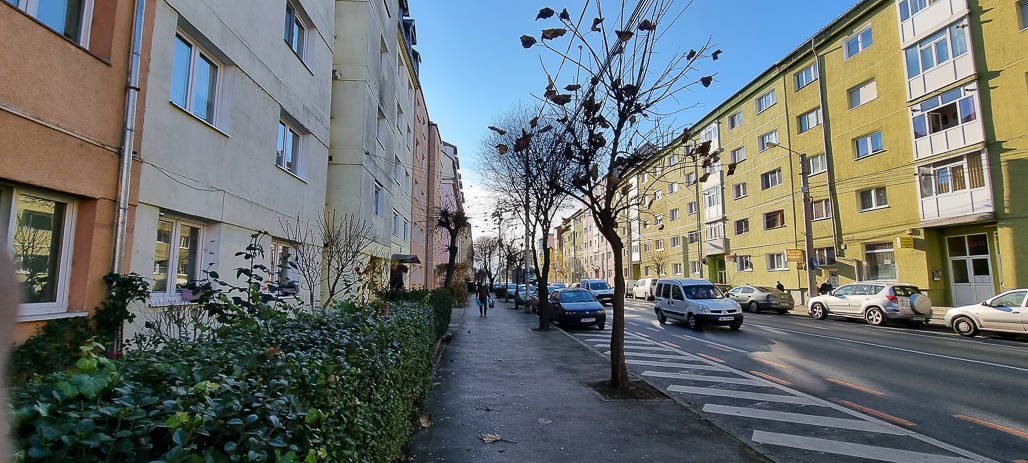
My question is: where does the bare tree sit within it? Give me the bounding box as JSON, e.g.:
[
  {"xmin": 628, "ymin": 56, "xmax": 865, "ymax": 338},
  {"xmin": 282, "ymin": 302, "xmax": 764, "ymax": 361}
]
[
  {"xmin": 435, "ymin": 206, "xmax": 470, "ymax": 292},
  {"xmin": 279, "ymin": 210, "xmax": 377, "ymax": 308},
  {"xmin": 473, "ymin": 236, "xmax": 502, "ymax": 289},
  {"xmin": 646, "ymin": 248, "xmax": 670, "ymax": 278},
  {"xmin": 515, "ymin": 1, "xmax": 719, "ymax": 388}
]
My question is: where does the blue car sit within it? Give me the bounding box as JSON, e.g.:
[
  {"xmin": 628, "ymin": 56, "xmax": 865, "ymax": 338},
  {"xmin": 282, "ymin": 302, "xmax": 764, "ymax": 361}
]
[{"xmin": 549, "ymin": 288, "xmax": 606, "ymax": 330}]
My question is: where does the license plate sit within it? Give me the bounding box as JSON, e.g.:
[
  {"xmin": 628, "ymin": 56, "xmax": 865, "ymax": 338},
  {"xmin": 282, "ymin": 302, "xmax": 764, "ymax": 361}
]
[
  {"xmin": 718, "ymin": 316, "xmax": 734, "ymax": 321},
  {"xmin": 580, "ymin": 318, "xmax": 595, "ymax": 323},
  {"xmin": 911, "ymin": 316, "xmax": 926, "ymax": 321}
]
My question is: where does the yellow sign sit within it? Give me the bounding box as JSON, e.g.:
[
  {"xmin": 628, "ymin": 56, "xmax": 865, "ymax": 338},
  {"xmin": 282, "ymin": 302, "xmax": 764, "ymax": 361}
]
[
  {"xmin": 898, "ymin": 236, "xmax": 915, "ymax": 249},
  {"xmin": 786, "ymin": 249, "xmax": 805, "ymax": 262}
]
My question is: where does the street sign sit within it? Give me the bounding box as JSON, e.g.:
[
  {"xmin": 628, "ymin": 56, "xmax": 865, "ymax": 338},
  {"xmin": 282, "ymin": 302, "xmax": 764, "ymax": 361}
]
[
  {"xmin": 898, "ymin": 236, "xmax": 915, "ymax": 249},
  {"xmin": 786, "ymin": 249, "xmax": 805, "ymax": 262}
]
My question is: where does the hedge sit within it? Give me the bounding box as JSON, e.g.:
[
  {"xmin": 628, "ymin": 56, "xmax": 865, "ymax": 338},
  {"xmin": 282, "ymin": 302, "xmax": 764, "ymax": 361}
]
[
  {"xmin": 380, "ymin": 288, "xmax": 455, "ymax": 338},
  {"xmin": 11, "ymin": 302, "xmax": 439, "ymax": 463}
]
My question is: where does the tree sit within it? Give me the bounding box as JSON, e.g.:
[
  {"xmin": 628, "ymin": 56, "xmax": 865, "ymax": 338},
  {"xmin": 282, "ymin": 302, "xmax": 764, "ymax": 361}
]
[
  {"xmin": 435, "ymin": 206, "xmax": 470, "ymax": 292},
  {"xmin": 279, "ymin": 210, "xmax": 377, "ymax": 308},
  {"xmin": 516, "ymin": 1, "xmax": 718, "ymax": 388},
  {"xmin": 646, "ymin": 248, "xmax": 670, "ymax": 278},
  {"xmin": 473, "ymin": 236, "xmax": 501, "ymax": 289}
]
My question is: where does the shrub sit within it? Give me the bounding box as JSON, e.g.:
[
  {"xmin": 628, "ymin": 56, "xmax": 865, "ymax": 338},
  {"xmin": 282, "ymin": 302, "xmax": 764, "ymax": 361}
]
[{"xmin": 380, "ymin": 288, "xmax": 455, "ymax": 338}]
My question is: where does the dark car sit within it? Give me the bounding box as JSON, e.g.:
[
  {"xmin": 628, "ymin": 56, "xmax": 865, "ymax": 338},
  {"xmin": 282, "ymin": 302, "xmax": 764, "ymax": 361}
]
[{"xmin": 550, "ymin": 288, "xmax": 606, "ymax": 330}]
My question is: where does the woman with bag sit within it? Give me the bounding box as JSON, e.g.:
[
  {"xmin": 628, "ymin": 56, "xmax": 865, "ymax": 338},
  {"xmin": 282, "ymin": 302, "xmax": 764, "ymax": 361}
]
[{"xmin": 477, "ymin": 283, "xmax": 492, "ymax": 317}]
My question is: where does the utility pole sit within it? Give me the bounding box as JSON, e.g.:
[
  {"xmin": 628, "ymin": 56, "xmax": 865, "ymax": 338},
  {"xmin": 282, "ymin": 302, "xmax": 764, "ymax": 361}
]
[{"xmin": 768, "ymin": 142, "xmax": 817, "ymax": 301}]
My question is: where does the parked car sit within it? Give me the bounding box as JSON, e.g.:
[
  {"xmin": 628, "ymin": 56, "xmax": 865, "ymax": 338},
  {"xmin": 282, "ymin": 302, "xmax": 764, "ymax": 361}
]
[
  {"xmin": 945, "ymin": 289, "xmax": 1027, "ymax": 338},
  {"xmin": 631, "ymin": 278, "xmax": 658, "ymax": 300},
  {"xmin": 580, "ymin": 279, "xmax": 615, "ymax": 305},
  {"xmin": 624, "ymin": 279, "xmax": 637, "ymax": 295},
  {"xmin": 654, "ymin": 278, "xmax": 743, "ymax": 330},
  {"xmin": 549, "ymin": 288, "xmax": 606, "ymax": 329},
  {"xmin": 515, "ymin": 285, "xmax": 536, "ymax": 304},
  {"xmin": 726, "ymin": 285, "xmax": 794, "ymax": 314},
  {"xmin": 808, "ymin": 282, "xmax": 932, "ymax": 326},
  {"xmin": 715, "ymin": 284, "xmax": 733, "ymax": 296}
]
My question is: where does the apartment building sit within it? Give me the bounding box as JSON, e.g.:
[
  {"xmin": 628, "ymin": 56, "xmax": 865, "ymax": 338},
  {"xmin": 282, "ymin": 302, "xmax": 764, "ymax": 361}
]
[
  {"xmin": 1, "ymin": 0, "xmax": 152, "ymax": 341},
  {"xmin": 410, "ymin": 81, "xmax": 430, "ymax": 288}
]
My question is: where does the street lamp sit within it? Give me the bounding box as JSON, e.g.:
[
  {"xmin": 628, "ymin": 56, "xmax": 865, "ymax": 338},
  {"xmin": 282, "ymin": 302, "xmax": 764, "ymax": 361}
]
[{"xmin": 766, "ymin": 142, "xmax": 817, "ymax": 303}]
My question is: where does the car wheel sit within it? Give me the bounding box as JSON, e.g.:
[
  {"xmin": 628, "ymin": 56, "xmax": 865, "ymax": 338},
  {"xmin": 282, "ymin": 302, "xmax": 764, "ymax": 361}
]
[
  {"xmin": 748, "ymin": 301, "xmax": 760, "ymax": 313},
  {"xmin": 687, "ymin": 313, "xmax": 701, "ymax": 331},
  {"xmin": 729, "ymin": 321, "xmax": 742, "ymax": 330},
  {"xmin": 597, "ymin": 322, "xmax": 605, "ymax": 330},
  {"xmin": 810, "ymin": 303, "xmax": 827, "ymax": 320},
  {"xmin": 864, "ymin": 307, "xmax": 885, "ymax": 326},
  {"xmin": 952, "ymin": 316, "xmax": 978, "ymax": 337},
  {"xmin": 656, "ymin": 309, "xmax": 667, "ymax": 324}
]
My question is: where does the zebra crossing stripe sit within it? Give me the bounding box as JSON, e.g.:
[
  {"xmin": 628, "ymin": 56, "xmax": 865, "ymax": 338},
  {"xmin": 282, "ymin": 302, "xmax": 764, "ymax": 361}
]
[
  {"xmin": 616, "ymin": 351, "xmax": 709, "ymax": 362},
  {"xmin": 667, "ymin": 385, "xmax": 817, "ymax": 405},
  {"xmin": 641, "ymin": 371, "xmax": 764, "ymax": 386},
  {"xmin": 626, "ymin": 359, "xmax": 730, "ymax": 370},
  {"xmin": 750, "ymin": 431, "xmax": 979, "ymax": 463},
  {"xmin": 702, "ymin": 404, "xmax": 900, "ymax": 434},
  {"xmin": 598, "ymin": 345, "xmax": 673, "ymax": 351}
]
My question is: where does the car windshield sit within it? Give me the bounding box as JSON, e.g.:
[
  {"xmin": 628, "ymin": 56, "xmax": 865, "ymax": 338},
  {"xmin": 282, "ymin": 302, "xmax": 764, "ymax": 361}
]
[
  {"xmin": 552, "ymin": 283, "xmax": 567, "ymax": 288},
  {"xmin": 755, "ymin": 286, "xmax": 777, "ymax": 292},
  {"xmin": 560, "ymin": 290, "xmax": 596, "ymax": 303},
  {"xmin": 589, "ymin": 282, "xmax": 610, "ymax": 290},
  {"xmin": 892, "ymin": 286, "xmax": 921, "ymax": 297},
  {"xmin": 684, "ymin": 285, "xmax": 724, "ymax": 299}
]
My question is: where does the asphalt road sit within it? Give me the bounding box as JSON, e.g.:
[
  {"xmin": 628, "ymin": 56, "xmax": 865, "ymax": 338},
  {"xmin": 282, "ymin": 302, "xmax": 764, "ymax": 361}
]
[{"xmin": 565, "ymin": 298, "xmax": 1028, "ymax": 463}]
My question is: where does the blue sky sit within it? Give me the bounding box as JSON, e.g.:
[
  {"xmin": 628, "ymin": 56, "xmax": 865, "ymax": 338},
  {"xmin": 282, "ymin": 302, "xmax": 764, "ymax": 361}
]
[{"xmin": 408, "ymin": 0, "xmax": 858, "ymax": 236}]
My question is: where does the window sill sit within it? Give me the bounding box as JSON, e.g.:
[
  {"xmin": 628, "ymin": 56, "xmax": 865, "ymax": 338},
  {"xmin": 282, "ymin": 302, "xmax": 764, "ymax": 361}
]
[
  {"xmin": 812, "ymin": 217, "xmax": 832, "ymax": 222},
  {"xmin": 855, "ymin": 149, "xmax": 886, "ymax": 161},
  {"xmin": 809, "ymin": 170, "xmax": 826, "ymax": 177},
  {"xmin": 756, "ymin": 104, "xmax": 776, "ymax": 115},
  {"xmin": 2, "ymin": 3, "xmax": 112, "ymax": 66},
  {"xmin": 734, "ymin": 195, "xmax": 748, "ymax": 200},
  {"xmin": 848, "ymin": 97, "xmax": 878, "ymax": 111},
  {"xmin": 858, "ymin": 205, "xmax": 890, "ymax": 213},
  {"xmin": 768, "ymin": 268, "xmax": 791, "ymax": 272},
  {"xmin": 276, "ymin": 164, "xmax": 308, "ymax": 183},
  {"xmin": 170, "ymin": 101, "xmax": 230, "ymax": 137},
  {"xmin": 18, "ymin": 311, "xmax": 88, "ymax": 323},
  {"xmin": 150, "ymin": 294, "xmax": 197, "ymax": 307}
]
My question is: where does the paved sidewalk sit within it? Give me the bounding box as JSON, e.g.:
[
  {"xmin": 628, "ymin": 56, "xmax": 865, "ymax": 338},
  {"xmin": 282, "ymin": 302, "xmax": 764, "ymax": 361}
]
[{"xmin": 410, "ymin": 301, "xmax": 768, "ymax": 462}]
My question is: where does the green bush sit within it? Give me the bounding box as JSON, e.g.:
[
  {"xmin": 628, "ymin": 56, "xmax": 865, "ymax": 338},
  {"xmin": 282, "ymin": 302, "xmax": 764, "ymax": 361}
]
[
  {"xmin": 380, "ymin": 288, "xmax": 455, "ymax": 338},
  {"xmin": 12, "ymin": 303, "xmax": 438, "ymax": 463}
]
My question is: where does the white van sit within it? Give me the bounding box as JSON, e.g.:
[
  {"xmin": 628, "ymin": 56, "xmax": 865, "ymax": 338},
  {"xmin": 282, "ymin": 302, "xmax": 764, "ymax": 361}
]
[
  {"xmin": 654, "ymin": 278, "xmax": 743, "ymax": 330},
  {"xmin": 631, "ymin": 278, "xmax": 658, "ymax": 300}
]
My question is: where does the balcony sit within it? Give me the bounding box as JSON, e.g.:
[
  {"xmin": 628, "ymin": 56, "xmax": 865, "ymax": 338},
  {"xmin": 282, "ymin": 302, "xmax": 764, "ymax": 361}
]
[
  {"xmin": 898, "ymin": 0, "xmax": 969, "ymax": 45},
  {"xmin": 903, "ymin": 18, "xmax": 973, "ymax": 100},
  {"xmin": 918, "ymin": 151, "xmax": 994, "ymax": 225},
  {"xmin": 704, "ymin": 237, "xmax": 727, "ymax": 256},
  {"xmin": 910, "ymin": 85, "xmax": 983, "ymax": 160}
]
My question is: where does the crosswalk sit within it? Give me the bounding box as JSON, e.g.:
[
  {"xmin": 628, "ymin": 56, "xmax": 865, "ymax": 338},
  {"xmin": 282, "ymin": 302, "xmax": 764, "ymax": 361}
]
[{"xmin": 573, "ymin": 331, "xmax": 997, "ymax": 463}]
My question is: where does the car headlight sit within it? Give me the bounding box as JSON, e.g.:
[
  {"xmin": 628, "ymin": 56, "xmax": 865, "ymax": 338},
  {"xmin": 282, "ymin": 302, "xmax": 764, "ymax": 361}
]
[{"xmin": 698, "ymin": 305, "xmax": 710, "ymax": 313}]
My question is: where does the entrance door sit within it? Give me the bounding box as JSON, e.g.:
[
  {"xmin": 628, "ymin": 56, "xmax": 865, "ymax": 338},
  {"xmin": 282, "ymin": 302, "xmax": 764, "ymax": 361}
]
[{"xmin": 948, "ymin": 234, "xmax": 995, "ymax": 307}]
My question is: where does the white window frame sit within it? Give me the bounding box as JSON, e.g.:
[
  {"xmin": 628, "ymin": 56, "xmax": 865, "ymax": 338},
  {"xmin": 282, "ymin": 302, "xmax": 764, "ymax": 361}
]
[
  {"xmin": 844, "ymin": 25, "xmax": 873, "ymax": 59},
  {"xmin": 811, "ymin": 199, "xmax": 832, "ymax": 221},
  {"xmin": 690, "ymin": 261, "xmax": 702, "ymax": 275},
  {"xmin": 736, "ymin": 255, "xmax": 753, "ymax": 272},
  {"xmin": 735, "ymin": 218, "xmax": 749, "ymax": 235},
  {"xmin": 685, "ymin": 172, "xmax": 696, "ymax": 185},
  {"xmin": 809, "ymin": 153, "xmax": 827, "ymax": 176},
  {"xmin": 687, "ymin": 201, "xmax": 698, "ymax": 215},
  {"xmin": 703, "ymin": 187, "xmax": 721, "ymax": 208},
  {"xmin": 911, "ymin": 87, "xmax": 977, "ymax": 140},
  {"xmin": 672, "ymin": 263, "xmax": 683, "ymax": 275},
  {"xmin": 731, "ymin": 146, "xmax": 746, "ymax": 164},
  {"xmin": 813, "ymin": 247, "xmax": 837, "ymax": 266},
  {"xmin": 2, "ymin": 186, "xmax": 78, "ymax": 319},
  {"xmin": 150, "ymin": 216, "xmax": 204, "ymax": 299},
  {"xmin": 766, "ymin": 253, "xmax": 788, "ymax": 271},
  {"xmin": 688, "ymin": 231, "xmax": 700, "ymax": 244},
  {"xmin": 858, "ymin": 186, "xmax": 889, "ymax": 212},
  {"xmin": 373, "ymin": 182, "xmax": 384, "ymax": 217},
  {"xmin": 797, "ymin": 107, "xmax": 823, "ymax": 133},
  {"xmin": 284, "ymin": 1, "xmax": 307, "ymax": 61},
  {"xmin": 170, "ymin": 32, "xmax": 221, "ymax": 125},
  {"xmin": 904, "ymin": 20, "xmax": 969, "ymax": 79},
  {"xmin": 276, "ymin": 120, "xmax": 302, "ymax": 176},
  {"xmin": 848, "ymin": 80, "xmax": 878, "ymax": 110},
  {"xmin": 668, "ymin": 182, "xmax": 679, "ymax": 194},
  {"xmin": 656, "ymin": 239, "xmax": 664, "ymax": 250},
  {"xmin": 732, "ymin": 182, "xmax": 748, "ymax": 199},
  {"xmin": 758, "ymin": 130, "xmax": 779, "ymax": 152},
  {"xmin": 760, "ymin": 168, "xmax": 782, "ymax": 190},
  {"xmin": 376, "ymin": 107, "xmax": 387, "ymax": 148},
  {"xmin": 764, "ymin": 210, "xmax": 785, "ymax": 230},
  {"xmin": 755, "ymin": 89, "xmax": 776, "ymax": 113},
  {"xmin": 1020, "ymin": 0, "xmax": 1028, "ymax": 31},
  {"xmin": 795, "ymin": 62, "xmax": 819, "ymax": 90},
  {"xmin": 671, "ymin": 236, "xmax": 681, "ymax": 248},
  {"xmin": 9, "ymin": 0, "xmax": 94, "ymax": 46},
  {"xmin": 728, "ymin": 111, "xmax": 743, "ymax": 129},
  {"xmin": 854, "ymin": 131, "xmax": 885, "ymax": 159},
  {"xmin": 403, "ymin": 219, "xmax": 410, "ymax": 242},
  {"xmin": 269, "ymin": 239, "xmax": 297, "ymax": 288},
  {"xmin": 669, "ymin": 208, "xmax": 680, "ymax": 221},
  {"xmin": 392, "ymin": 210, "xmax": 400, "ymax": 236}
]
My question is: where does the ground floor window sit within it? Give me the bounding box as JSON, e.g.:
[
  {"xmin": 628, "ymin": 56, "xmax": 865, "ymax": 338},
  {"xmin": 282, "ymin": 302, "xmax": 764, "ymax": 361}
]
[
  {"xmin": 153, "ymin": 218, "xmax": 202, "ymax": 295},
  {"xmin": 864, "ymin": 242, "xmax": 896, "ymax": 280},
  {"xmin": 766, "ymin": 253, "xmax": 788, "ymax": 271},
  {"xmin": 736, "ymin": 255, "xmax": 752, "ymax": 272}
]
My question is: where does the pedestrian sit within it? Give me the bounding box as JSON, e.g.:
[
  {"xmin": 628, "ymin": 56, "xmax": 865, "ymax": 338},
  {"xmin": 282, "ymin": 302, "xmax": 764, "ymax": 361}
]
[
  {"xmin": 776, "ymin": 281, "xmax": 785, "ymax": 292},
  {"xmin": 818, "ymin": 279, "xmax": 833, "ymax": 295},
  {"xmin": 477, "ymin": 282, "xmax": 491, "ymax": 317}
]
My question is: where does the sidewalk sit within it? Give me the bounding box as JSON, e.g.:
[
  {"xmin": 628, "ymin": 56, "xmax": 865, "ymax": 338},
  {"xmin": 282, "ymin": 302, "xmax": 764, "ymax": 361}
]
[{"xmin": 410, "ymin": 300, "xmax": 768, "ymax": 462}]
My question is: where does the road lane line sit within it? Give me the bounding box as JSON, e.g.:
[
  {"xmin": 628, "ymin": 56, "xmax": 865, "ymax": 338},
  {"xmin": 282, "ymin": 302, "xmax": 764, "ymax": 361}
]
[
  {"xmin": 953, "ymin": 415, "xmax": 1028, "ymax": 440},
  {"xmin": 753, "ymin": 358, "xmax": 789, "ymax": 369},
  {"xmin": 627, "ymin": 359, "xmax": 720, "ymax": 369},
  {"xmin": 826, "ymin": 378, "xmax": 886, "ymax": 396},
  {"xmin": 671, "ymin": 333, "xmax": 748, "ymax": 353},
  {"xmin": 706, "ymin": 343, "xmax": 733, "ymax": 352},
  {"xmin": 697, "ymin": 353, "xmax": 726, "ymax": 363},
  {"xmin": 584, "ymin": 338, "xmax": 650, "ymax": 345},
  {"xmin": 596, "ymin": 344, "xmax": 670, "ymax": 351},
  {"xmin": 751, "ymin": 431, "xmax": 977, "ymax": 463},
  {"xmin": 746, "ymin": 322, "xmax": 1028, "ymax": 374},
  {"xmin": 667, "ymin": 385, "xmax": 817, "ymax": 405},
  {"xmin": 703, "ymin": 404, "xmax": 899, "ymax": 434},
  {"xmin": 836, "ymin": 400, "xmax": 915, "ymax": 427},
  {"xmin": 749, "ymin": 371, "xmax": 792, "ymax": 386},
  {"xmin": 662, "ymin": 340, "xmax": 680, "ymax": 348},
  {"xmin": 641, "ymin": 371, "xmax": 765, "ymax": 386}
]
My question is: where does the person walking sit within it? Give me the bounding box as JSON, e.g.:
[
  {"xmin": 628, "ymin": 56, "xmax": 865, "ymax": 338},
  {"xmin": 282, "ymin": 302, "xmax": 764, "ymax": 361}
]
[
  {"xmin": 775, "ymin": 281, "xmax": 785, "ymax": 292},
  {"xmin": 477, "ymin": 283, "xmax": 491, "ymax": 317}
]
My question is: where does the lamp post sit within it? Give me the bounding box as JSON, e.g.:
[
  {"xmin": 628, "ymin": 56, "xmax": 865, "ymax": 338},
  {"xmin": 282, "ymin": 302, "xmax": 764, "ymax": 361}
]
[{"xmin": 767, "ymin": 142, "xmax": 817, "ymax": 302}]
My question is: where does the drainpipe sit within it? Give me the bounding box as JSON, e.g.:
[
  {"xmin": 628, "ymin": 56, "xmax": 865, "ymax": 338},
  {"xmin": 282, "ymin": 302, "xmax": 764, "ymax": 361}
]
[
  {"xmin": 113, "ymin": 0, "xmax": 147, "ymax": 275},
  {"xmin": 812, "ymin": 37, "xmax": 840, "ymax": 257}
]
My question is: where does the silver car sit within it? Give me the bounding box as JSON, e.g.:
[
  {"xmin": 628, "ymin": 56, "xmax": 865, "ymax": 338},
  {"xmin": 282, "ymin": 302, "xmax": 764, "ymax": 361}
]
[
  {"xmin": 726, "ymin": 285, "xmax": 795, "ymax": 314},
  {"xmin": 808, "ymin": 282, "xmax": 932, "ymax": 326},
  {"xmin": 945, "ymin": 289, "xmax": 1027, "ymax": 338}
]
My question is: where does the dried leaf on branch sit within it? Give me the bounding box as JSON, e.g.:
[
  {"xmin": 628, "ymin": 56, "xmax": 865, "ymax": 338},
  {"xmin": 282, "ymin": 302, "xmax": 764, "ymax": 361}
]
[
  {"xmin": 559, "ymin": 8, "xmax": 570, "ymax": 20},
  {"xmin": 496, "ymin": 144, "xmax": 509, "ymax": 155},
  {"xmin": 591, "ymin": 17, "xmax": 603, "ymax": 31},
  {"xmin": 615, "ymin": 30, "xmax": 634, "ymax": 41},
  {"xmin": 488, "ymin": 125, "xmax": 507, "ymax": 136},
  {"xmin": 535, "ymin": 7, "xmax": 555, "ymax": 20},
  {"xmin": 520, "ymin": 35, "xmax": 537, "ymax": 48},
  {"xmin": 541, "ymin": 28, "xmax": 568, "ymax": 40},
  {"xmin": 564, "ymin": 83, "xmax": 581, "ymax": 91},
  {"xmin": 712, "ymin": 49, "xmax": 723, "ymax": 60},
  {"xmin": 638, "ymin": 19, "xmax": 656, "ymax": 31}
]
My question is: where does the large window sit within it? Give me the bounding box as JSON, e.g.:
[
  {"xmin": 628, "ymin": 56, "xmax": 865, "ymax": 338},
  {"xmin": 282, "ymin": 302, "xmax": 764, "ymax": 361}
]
[
  {"xmin": 848, "ymin": 80, "xmax": 878, "ymax": 109},
  {"xmin": 668, "ymin": 182, "xmax": 679, "ymax": 194},
  {"xmin": 811, "ymin": 199, "xmax": 832, "ymax": 220},
  {"xmin": 171, "ymin": 33, "xmax": 219, "ymax": 124},
  {"xmin": 756, "ymin": 89, "xmax": 776, "ymax": 113},
  {"xmin": 671, "ymin": 236, "xmax": 681, "ymax": 247},
  {"xmin": 731, "ymin": 147, "xmax": 747, "ymax": 164},
  {"xmin": 703, "ymin": 187, "xmax": 721, "ymax": 208},
  {"xmin": 669, "ymin": 208, "xmax": 680, "ymax": 221},
  {"xmin": 918, "ymin": 153, "xmax": 986, "ymax": 198},
  {"xmin": 797, "ymin": 107, "xmax": 822, "ymax": 133},
  {"xmin": 904, "ymin": 21, "xmax": 968, "ymax": 79},
  {"xmin": 899, "ymin": 0, "xmax": 941, "ymax": 20},
  {"xmin": 764, "ymin": 210, "xmax": 785, "ymax": 230},
  {"xmin": 728, "ymin": 111, "xmax": 743, "ymax": 129},
  {"xmin": 276, "ymin": 121, "xmax": 301, "ymax": 174},
  {"xmin": 732, "ymin": 182, "xmax": 748, "ymax": 199},
  {"xmin": 813, "ymin": 247, "xmax": 836, "ymax": 266},
  {"xmin": 1021, "ymin": 0, "xmax": 1028, "ymax": 30},
  {"xmin": 684, "ymin": 172, "xmax": 696, "ymax": 185},
  {"xmin": 911, "ymin": 87, "xmax": 977, "ymax": 139},
  {"xmin": 705, "ymin": 223, "xmax": 724, "ymax": 240},
  {"xmin": 865, "ymin": 243, "xmax": 897, "ymax": 280},
  {"xmin": 269, "ymin": 240, "xmax": 296, "ymax": 288},
  {"xmin": 688, "ymin": 231, "xmax": 700, "ymax": 243},
  {"xmin": 736, "ymin": 255, "xmax": 753, "ymax": 272},
  {"xmin": 284, "ymin": 1, "xmax": 307, "ymax": 60},
  {"xmin": 7, "ymin": 0, "xmax": 91, "ymax": 44},
  {"xmin": 4, "ymin": 189, "xmax": 76, "ymax": 317},
  {"xmin": 795, "ymin": 62, "xmax": 819, "ymax": 90},
  {"xmin": 672, "ymin": 263, "xmax": 683, "ymax": 275},
  {"xmin": 758, "ymin": 130, "xmax": 779, "ymax": 152},
  {"xmin": 760, "ymin": 168, "xmax": 782, "ymax": 190},
  {"xmin": 858, "ymin": 186, "xmax": 888, "ymax": 211},
  {"xmin": 766, "ymin": 253, "xmax": 788, "ymax": 271},
  {"xmin": 844, "ymin": 26, "xmax": 873, "ymax": 58},
  {"xmin": 687, "ymin": 201, "xmax": 698, "ymax": 215},
  {"xmin": 809, "ymin": 154, "xmax": 827, "ymax": 175},
  {"xmin": 854, "ymin": 131, "xmax": 884, "ymax": 159},
  {"xmin": 735, "ymin": 218, "xmax": 749, "ymax": 235},
  {"xmin": 153, "ymin": 218, "xmax": 201, "ymax": 296}
]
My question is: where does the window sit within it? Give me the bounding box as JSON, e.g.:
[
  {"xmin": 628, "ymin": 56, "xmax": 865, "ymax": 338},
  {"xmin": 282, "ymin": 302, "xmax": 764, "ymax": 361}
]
[
  {"xmin": 644, "ymin": 266, "xmax": 651, "ymax": 276},
  {"xmin": 654, "ymin": 190, "xmax": 662, "ymax": 201},
  {"xmin": 728, "ymin": 111, "xmax": 743, "ymax": 129},
  {"xmin": 687, "ymin": 201, "xmax": 698, "ymax": 215},
  {"xmin": 380, "ymin": 37, "xmax": 390, "ymax": 79},
  {"xmin": 844, "ymin": 26, "xmax": 873, "ymax": 58},
  {"xmin": 848, "ymin": 80, "xmax": 878, "ymax": 109},
  {"xmin": 865, "ymin": 243, "xmax": 897, "ymax": 280},
  {"xmin": 732, "ymin": 182, "xmax": 748, "ymax": 199},
  {"xmin": 795, "ymin": 62, "xmax": 819, "ymax": 90},
  {"xmin": 760, "ymin": 168, "xmax": 782, "ymax": 190},
  {"xmin": 736, "ymin": 255, "xmax": 753, "ymax": 272},
  {"xmin": 756, "ymin": 89, "xmax": 776, "ymax": 113},
  {"xmin": 919, "ymin": 153, "xmax": 985, "ymax": 197},
  {"xmin": 656, "ymin": 240, "xmax": 664, "ymax": 250},
  {"xmin": 655, "ymin": 214, "xmax": 664, "ymax": 226},
  {"xmin": 7, "ymin": 0, "xmax": 91, "ymax": 44},
  {"xmin": 764, "ymin": 210, "xmax": 785, "ymax": 230},
  {"xmin": 284, "ymin": 2, "xmax": 306, "ymax": 59},
  {"xmin": 373, "ymin": 182, "xmax": 383, "ymax": 216},
  {"xmin": 904, "ymin": 21, "xmax": 969, "ymax": 79},
  {"xmin": 705, "ymin": 223, "xmax": 724, "ymax": 240},
  {"xmin": 643, "ymin": 220, "xmax": 649, "ymax": 229},
  {"xmin": 703, "ymin": 187, "xmax": 721, "ymax": 208},
  {"xmin": 691, "ymin": 261, "xmax": 702, "ymax": 275},
  {"xmin": 1021, "ymin": 0, "xmax": 1028, "ymax": 30},
  {"xmin": 766, "ymin": 253, "xmax": 788, "ymax": 271},
  {"xmin": 276, "ymin": 121, "xmax": 301, "ymax": 174},
  {"xmin": 392, "ymin": 210, "xmax": 400, "ymax": 236},
  {"xmin": 171, "ymin": 34, "xmax": 219, "ymax": 124},
  {"xmin": 153, "ymin": 218, "xmax": 201, "ymax": 296},
  {"xmin": 642, "ymin": 173, "xmax": 649, "ymax": 183},
  {"xmin": 667, "ymin": 155, "xmax": 677, "ymax": 166},
  {"xmin": 731, "ymin": 147, "xmax": 747, "ymax": 164},
  {"xmin": 270, "ymin": 240, "xmax": 296, "ymax": 288},
  {"xmin": 671, "ymin": 236, "xmax": 681, "ymax": 247},
  {"xmin": 644, "ymin": 243, "xmax": 651, "ymax": 252},
  {"xmin": 668, "ymin": 182, "xmax": 679, "ymax": 194},
  {"xmin": 672, "ymin": 263, "xmax": 683, "ymax": 275},
  {"xmin": 734, "ymin": 218, "xmax": 749, "ymax": 235},
  {"xmin": 758, "ymin": 130, "xmax": 779, "ymax": 152},
  {"xmin": 854, "ymin": 131, "xmax": 884, "ymax": 159},
  {"xmin": 685, "ymin": 172, "xmax": 696, "ymax": 185},
  {"xmin": 808, "ymin": 154, "xmax": 827, "ymax": 175},
  {"xmin": 858, "ymin": 186, "xmax": 888, "ymax": 211},
  {"xmin": 797, "ymin": 107, "xmax": 822, "ymax": 133},
  {"xmin": 811, "ymin": 199, "xmax": 832, "ymax": 220},
  {"xmin": 899, "ymin": 0, "xmax": 942, "ymax": 20},
  {"xmin": 688, "ymin": 231, "xmax": 700, "ymax": 243},
  {"xmin": 669, "ymin": 208, "xmax": 680, "ymax": 221},
  {"xmin": 813, "ymin": 247, "xmax": 836, "ymax": 266},
  {"xmin": 5, "ymin": 190, "xmax": 76, "ymax": 317},
  {"xmin": 912, "ymin": 87, "xmax": 977, "ymax": 139},
  {"xmin": 403, "ymin": 219, "xmax": 410, "ymax": 241}
]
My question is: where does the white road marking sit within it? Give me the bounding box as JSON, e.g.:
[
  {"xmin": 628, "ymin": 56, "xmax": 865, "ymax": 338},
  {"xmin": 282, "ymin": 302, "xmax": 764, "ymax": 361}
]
[
  {"xmin": 663, "ymin": 331, "xmax": 748, "ymax": 353},
  {"xmin": 642, "ymin": 371, "xmax": 765, "ymax": 386},
  {"xmin": 746, "ymin": 323, "xmax": 1028, "ymax": 374},
  {"xmin": 614, "ymin": 351, "xmax": 707, "ymax": 361},
  {"xmin": 597, "ymin": 344, "xmax": 673, "ymax": 351},
  {"xmin": 702, "ymin": 404, "xmax": 899, "ymax": 434},
  {"xmin": 584, "ymin": 338, "xmax": 651, "ymax": 345},
  {"xmin": 626, "ymin": 359, "xmax": 728, "ymax": 371},
  {"xmin": 667, "ymin": 385, "xmax": 817, "ymax": 405},
  {"xmin": 750, "ymin": 431, "xmax": 978, "ymax": 463}
]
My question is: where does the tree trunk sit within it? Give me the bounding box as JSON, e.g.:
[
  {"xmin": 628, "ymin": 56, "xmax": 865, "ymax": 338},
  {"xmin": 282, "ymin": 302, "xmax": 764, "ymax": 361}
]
[
  {"xmin": 537, "ymin": 245, "xmax": 552, "ymax": 330},
  {"xmin": 597, "ymin": 226, "xmax": 629, "ymax": 390},
  {"xmin": 443, "ymin": 233, "xmax": 459, "ymax": 292}
]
